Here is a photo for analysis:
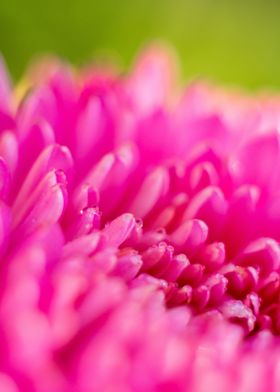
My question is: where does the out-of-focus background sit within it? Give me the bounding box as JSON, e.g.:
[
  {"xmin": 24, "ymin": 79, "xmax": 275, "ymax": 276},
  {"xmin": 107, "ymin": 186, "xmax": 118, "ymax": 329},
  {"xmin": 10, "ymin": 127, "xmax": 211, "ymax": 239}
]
[{"xmin": 0, "ymin": 0, "xmax": 280, "ymax": 89}]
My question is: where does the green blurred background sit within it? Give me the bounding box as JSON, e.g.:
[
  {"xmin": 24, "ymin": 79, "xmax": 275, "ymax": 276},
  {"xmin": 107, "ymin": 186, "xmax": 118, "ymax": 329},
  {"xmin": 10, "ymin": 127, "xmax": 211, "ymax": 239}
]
[{"xmin": 1, "ymin": 0, "xmax": 280, "ymax": 89}]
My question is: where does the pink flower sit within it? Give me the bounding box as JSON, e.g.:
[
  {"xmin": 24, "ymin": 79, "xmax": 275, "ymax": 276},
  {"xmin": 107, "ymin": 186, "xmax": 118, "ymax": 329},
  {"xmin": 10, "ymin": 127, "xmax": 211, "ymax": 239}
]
[{"xmin": 1, "ymin": 46, "xmax": 280, "ymax": 391}]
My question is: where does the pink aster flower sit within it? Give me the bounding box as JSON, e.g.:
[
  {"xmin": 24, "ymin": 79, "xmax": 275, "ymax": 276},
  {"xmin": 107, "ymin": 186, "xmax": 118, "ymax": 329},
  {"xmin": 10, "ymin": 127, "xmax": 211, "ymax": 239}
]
[{"xmin": 1, "ymin": 46, "xmax": 280, "ymax": 391}]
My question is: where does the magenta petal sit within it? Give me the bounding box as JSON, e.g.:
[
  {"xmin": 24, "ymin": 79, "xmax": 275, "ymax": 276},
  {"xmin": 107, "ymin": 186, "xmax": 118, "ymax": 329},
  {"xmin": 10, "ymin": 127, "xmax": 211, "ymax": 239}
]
[
  {"xmin": 232, "ymin": 132, "xmax": 280, "ymax": 190},
  {"xmin": 111, "ymin": 252, "xmax": 142, "ymax": 281},
  {"xmin": 14, "ymin": 180, "xmax": 66, "ymax": 238},
  {"xmin": 66, "ymin": 207, "xmax": 101, "ymax": 239},
  {"xmin": 167, "ymin": 285, "xmax": 192, "ymax": 306},
  {"xmin": 189, "ymin": 162, "xmax": 219, "ymax": 192},
  {"xmin": 219, "ymin": 300, "xmax": 256, "ymax": 332},
  {"xmin": 199, "ymin": 242, "xmax": 226, "ymax": 271},
  {"xmin": 183, "ymin": 186, "xmax": 227, "ymax": 240},
  {"xmin": 99, "ymin": 143, "xmax": 138, "ymax": 215},
  {"xmin": 91, "ymin": 249, "xmax": 117, "ymax": 274},
  {"xmin": 237, "ymin": 238, "xmax": 280, "ymax": 276},
  {"xmin": 225, "ymin": 266, "xmax": 259, "ymax": 298},
  {"xmin": 0, "ymin": 157, "xmax": 11, "ymax": 200},
  {"xmin": 223, "ymin": 185, "xmax": 260, "ymax": 257},
  {"xmin": 74, "ymin": 97, "xmax": 105, "ymax": 161},
  {"xmin": 16, "ymin": 121, "xmax": 55, "ymax": 184},
  {"xmin": 71, "ymin": 184, "xmax": 100, "ymax": 215},
  {"xmin": 170, "ymin": 219, "xmax": 208, "ymax": 253},
  {"xmin": 159, "ymin": 254, "xmax": 190, "ymax": 282},
  {"xmin": 0, "ymin": 201, "xmax": 11, "ymax": 256},
  {"xmin": 103, "ymin": 213, "xmax": 136, "ymax": 247},
  {"xmin": 63, "ymin": 232, "xmax": 101, "ymax": 259},
  {"xmin": 192, "ymin": 285, "xmax": 210, "ymax": 310},
  {"xmin": 131, "ymin": 273, "xmax": 168, "ymax": 292},
  {"xmin": 206, "ymin": 274, "xmax": 228, "ymax": 306},
  {"xmin": 258, "ymin": 273, "xmax": 280, "ymax": 307},
  {"xmin": 13, "ymin": 144, "xmax": 73, "ymax": 214},
  {"xmin": 141, "ymin": 242, "xmax": 169, "ymax": 271},
  {"xmin": 82, "ymin": 152, "xmax": 115, "ymax": 191},
  {"xmin": 12, "ymin": 169, "xmax": 66, "ymax": 228},
  {"xmin": 0, "ymin": 131, "xmax": 18, "ymax": 174},
  {"xmin": 128, "ymin": 166, "xmax": 169, "ymax": 218},
  {"xmin": 0, "ymin": 373, "xmax": 19, "ymax": 392},
  {"xmin": 178, "ymin": 263, "xmax": 205, "ymax": 287}
]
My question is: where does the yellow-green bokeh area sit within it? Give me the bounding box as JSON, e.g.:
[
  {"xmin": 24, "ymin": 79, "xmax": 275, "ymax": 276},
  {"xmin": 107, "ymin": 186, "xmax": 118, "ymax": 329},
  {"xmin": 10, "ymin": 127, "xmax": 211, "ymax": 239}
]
[{"xmin": 1, "ymin": 0, "xmax": 280, "ymax": 89}]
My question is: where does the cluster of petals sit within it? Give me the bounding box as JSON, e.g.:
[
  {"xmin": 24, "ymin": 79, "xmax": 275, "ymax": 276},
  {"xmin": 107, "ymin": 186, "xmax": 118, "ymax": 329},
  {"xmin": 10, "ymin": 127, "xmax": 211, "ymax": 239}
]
[{"xmin": 1, "ymin": 47, "xmax": 280, "ymax": 391}]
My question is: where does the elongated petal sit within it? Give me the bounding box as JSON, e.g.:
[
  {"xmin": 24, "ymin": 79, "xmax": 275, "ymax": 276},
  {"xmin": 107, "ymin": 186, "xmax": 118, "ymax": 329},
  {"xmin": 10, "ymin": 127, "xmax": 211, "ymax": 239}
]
[
  {"xmin": 128, "ymin": 166, "xmax": 169, "ymax": 218},
  {"xmin": 13, "ymin": 144, "xmax": 73, "ymax": 214},
  {"xmin": 103, "ymin": 213, "xmax": 136, "ymax": 247}
]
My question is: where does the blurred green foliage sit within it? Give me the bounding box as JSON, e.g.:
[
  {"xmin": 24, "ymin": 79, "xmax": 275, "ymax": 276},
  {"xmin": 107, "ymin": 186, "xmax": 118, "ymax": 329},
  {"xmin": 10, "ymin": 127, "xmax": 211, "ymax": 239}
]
[{"xmin": 1, "ymin": 0, "xmax": 280, "ymax": 89}]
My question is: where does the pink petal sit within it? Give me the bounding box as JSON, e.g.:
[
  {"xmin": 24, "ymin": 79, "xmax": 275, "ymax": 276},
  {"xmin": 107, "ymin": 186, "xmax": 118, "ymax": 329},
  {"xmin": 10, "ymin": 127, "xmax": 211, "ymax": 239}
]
[
  {"xmin": 13, "ymin": 144, "xmax": 73, "ymax": 214},
  {"xmin": 169, "ymin": 219, "xmax": 208, "ymax": 253},
  {"xmin": 128, "ymin": 166, "xmax": 169, "ymax": 218},
  {"xmin": 103, "ymin": 213, "xmax": 136, "ymax": 247}
]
